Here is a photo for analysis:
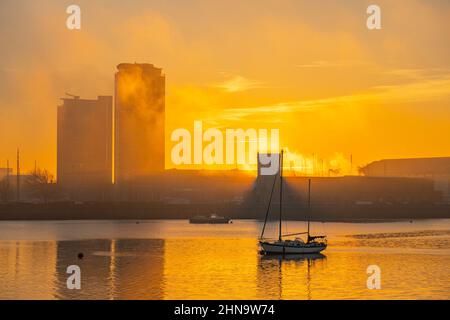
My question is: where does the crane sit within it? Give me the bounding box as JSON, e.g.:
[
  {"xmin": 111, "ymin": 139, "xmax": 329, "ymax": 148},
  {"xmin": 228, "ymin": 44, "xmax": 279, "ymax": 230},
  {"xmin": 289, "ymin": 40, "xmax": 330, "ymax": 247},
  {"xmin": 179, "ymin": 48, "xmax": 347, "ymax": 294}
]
[{"xmin": 65, "ymin": 92, "xmax": 80, "ymax": 99}]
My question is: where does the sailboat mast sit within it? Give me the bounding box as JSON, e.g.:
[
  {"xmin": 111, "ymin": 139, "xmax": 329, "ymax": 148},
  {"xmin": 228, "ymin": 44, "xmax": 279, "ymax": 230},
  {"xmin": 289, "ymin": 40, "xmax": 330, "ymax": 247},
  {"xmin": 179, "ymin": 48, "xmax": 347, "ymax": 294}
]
[
  {"xmin": 279, "ymin": 150, "xmax": 283, "ymax": 241},
  {"xmin": 307, "ymin": 178, "xmax": 311, "ymax": 238},
  {"xmin": 260, "ymin": 173, "xmax": 277, "ymax": 240}
]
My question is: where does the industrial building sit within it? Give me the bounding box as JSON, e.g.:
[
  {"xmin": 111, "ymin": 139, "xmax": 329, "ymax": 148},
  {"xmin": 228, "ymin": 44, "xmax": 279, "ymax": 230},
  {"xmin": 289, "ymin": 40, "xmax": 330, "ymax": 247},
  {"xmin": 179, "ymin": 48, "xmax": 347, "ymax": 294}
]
[
  {"xmin": 0, "ymin": 168, "xmax": 12, "ymax": 181},
  {"xmin": 360, "ymin": 157, "xmax": 450, "ymax": 177},
  {"xmin": 57, "ymin": 95, "xmax": 113, "ymax": 192},
  {"xmin": 361, "ymin": 157, "xmax": 450, "ymax": 203}
]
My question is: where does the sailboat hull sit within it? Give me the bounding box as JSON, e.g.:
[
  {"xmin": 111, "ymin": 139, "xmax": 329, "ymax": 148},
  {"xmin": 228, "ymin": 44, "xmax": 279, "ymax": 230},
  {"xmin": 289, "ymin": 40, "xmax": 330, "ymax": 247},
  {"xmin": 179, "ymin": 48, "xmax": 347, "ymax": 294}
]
[{"xmin": 260, "ymin": 241, "xmax": 327, "ymax": 254}]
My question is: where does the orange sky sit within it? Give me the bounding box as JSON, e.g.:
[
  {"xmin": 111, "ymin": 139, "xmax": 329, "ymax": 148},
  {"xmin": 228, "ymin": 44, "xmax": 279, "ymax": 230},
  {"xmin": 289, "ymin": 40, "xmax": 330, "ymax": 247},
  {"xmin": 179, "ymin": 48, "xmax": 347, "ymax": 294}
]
[{"xmin": 0, "ymin": 0, "xmax": 449, "ymax": 175}]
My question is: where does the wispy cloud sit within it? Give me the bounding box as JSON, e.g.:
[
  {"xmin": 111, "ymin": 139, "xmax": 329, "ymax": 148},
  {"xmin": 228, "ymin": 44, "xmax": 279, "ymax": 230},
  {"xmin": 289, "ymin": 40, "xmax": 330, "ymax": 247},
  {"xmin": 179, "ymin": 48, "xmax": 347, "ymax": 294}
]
[
  {"xmin": 213, "ymin": 75, "xmax": 265, "ymax": 93},
  {"xmin": 296, "ymin": 60, "xmax": 368, "ymax": 68},
  {"xmin": 209, "ymin": 73, "xmax": 450, "ymax": 123},
  {"xmin": 381, "ymin": 68, "xmax": 450, "ymax": 80}
]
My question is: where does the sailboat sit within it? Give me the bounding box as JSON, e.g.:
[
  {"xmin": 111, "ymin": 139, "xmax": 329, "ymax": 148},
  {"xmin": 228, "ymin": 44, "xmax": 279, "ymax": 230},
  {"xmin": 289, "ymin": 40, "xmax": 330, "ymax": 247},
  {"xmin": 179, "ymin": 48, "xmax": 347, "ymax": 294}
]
[{"xmin": 259, "ymin": 150, "xmax": 327, "ymax": 255}]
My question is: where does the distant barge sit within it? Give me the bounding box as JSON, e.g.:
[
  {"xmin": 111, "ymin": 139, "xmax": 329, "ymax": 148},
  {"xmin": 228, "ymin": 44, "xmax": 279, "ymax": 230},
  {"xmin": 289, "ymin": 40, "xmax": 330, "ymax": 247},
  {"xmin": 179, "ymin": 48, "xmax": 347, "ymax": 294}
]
[{"xmin": 189, "ymin": 214, "xmax": 231, "ymax": 224}]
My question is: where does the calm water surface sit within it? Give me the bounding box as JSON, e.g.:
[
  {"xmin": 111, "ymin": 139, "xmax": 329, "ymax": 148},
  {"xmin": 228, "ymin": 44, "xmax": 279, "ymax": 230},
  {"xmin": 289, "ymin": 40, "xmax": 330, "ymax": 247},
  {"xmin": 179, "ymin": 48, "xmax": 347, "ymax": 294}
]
[{"xmin": 0, "ymin": 219, "xmax": 449, "ymax": 299}]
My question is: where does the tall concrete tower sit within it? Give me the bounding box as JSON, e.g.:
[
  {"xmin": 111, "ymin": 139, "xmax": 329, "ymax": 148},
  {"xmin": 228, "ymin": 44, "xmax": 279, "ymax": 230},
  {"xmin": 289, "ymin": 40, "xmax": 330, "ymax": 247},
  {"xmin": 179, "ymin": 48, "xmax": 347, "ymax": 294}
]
[
  {"xmin": 114, "ymin": 63, "xmax": 165, "ymax": 183},
  {"xmin": 57, "ymin": 95, "xmax": 113, "ymax": 187}
]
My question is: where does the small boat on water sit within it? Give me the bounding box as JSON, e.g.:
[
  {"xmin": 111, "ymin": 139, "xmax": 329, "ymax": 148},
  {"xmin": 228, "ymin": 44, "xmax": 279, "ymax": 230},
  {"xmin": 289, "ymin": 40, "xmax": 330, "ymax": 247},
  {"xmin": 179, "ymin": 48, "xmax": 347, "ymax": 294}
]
[
  {"xmin": 259, "ymin": 150, "xmax": 327, "ymax": 255},
  {"xmin": 189, "ymin": 214, "xmax": 231, "ymax": 224}
]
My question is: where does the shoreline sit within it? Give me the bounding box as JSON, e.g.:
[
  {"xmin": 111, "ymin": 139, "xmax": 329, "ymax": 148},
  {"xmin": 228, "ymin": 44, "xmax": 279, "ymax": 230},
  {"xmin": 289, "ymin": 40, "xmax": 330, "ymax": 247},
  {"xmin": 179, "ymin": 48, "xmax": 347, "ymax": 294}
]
[{"xmin": 0, "ymin": 201, "xmax": 449, "ymax": 222}]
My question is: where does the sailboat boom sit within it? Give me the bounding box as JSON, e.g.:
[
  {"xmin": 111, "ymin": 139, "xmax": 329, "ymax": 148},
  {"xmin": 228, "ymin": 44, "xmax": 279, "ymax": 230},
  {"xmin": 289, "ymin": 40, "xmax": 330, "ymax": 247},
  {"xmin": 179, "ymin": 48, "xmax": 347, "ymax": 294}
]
[{"xmin": 282, "ymin": 231, "xmax": 309, "ymax": 237}]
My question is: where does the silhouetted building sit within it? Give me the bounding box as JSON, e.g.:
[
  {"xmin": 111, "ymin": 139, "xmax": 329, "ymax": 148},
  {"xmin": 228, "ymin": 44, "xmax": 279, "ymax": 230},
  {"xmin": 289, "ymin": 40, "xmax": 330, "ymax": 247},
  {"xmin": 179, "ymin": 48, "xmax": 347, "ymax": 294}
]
[
  {"xmin": 57, "ymin": 96, "xmax": 113, "ymax": 190},
  {"xmin": 115, "ymin": 63, "xmax": 165, "ymax": 184},
  {"xmin": 0, "ymin": 171, "xmax": 47, "ymax": 202},
  {"xmin": 113, "ymin": 169, "xmax": 254, "ymax": 204},
  {"xmin": 360, "ymin": 157, "xmax": 450, "ymax": 177},
  {"xmin": 0, "ymin": 168, "xmax": 12, "ymax": 180},
  {"xmin": 361, "ymin": 157, "xmax": 450, "ymax": 203}
]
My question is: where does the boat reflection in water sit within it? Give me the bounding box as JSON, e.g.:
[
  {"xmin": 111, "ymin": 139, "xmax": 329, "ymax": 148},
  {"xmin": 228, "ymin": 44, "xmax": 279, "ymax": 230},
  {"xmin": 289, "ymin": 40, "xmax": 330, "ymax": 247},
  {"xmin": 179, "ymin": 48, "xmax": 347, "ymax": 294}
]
[
  {"xmin": 260, "ymin": 253, "xmax": 326, "ymax": 262},
  {"xmin": 258, "ymin": 253, "xmax": 327, "ymax": 300}
]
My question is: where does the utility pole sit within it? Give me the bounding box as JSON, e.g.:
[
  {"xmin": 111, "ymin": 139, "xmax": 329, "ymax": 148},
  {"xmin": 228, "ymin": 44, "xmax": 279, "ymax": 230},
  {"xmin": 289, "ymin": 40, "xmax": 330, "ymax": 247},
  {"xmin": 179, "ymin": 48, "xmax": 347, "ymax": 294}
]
[
  {"xmin": 16, "ymin": 148, "xmax": 20, "ymax": 202},
  {"xmin": 350, "ymin": 154, "xmax": 353, "ymax": 175},
  {"xmin": 6, "ymin": 159, "xmax": 10, "ymax": 196},
  {"xmin": 320, "ymin": 159, "xmax": 324, "ymax": 177},
  {"xmin": 278, "ymin": 150, "xmax": 284, "ymax": 242},
  {"xmin": 308, "ymin": 178, "xmax": 311, "ymax": 239}
]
